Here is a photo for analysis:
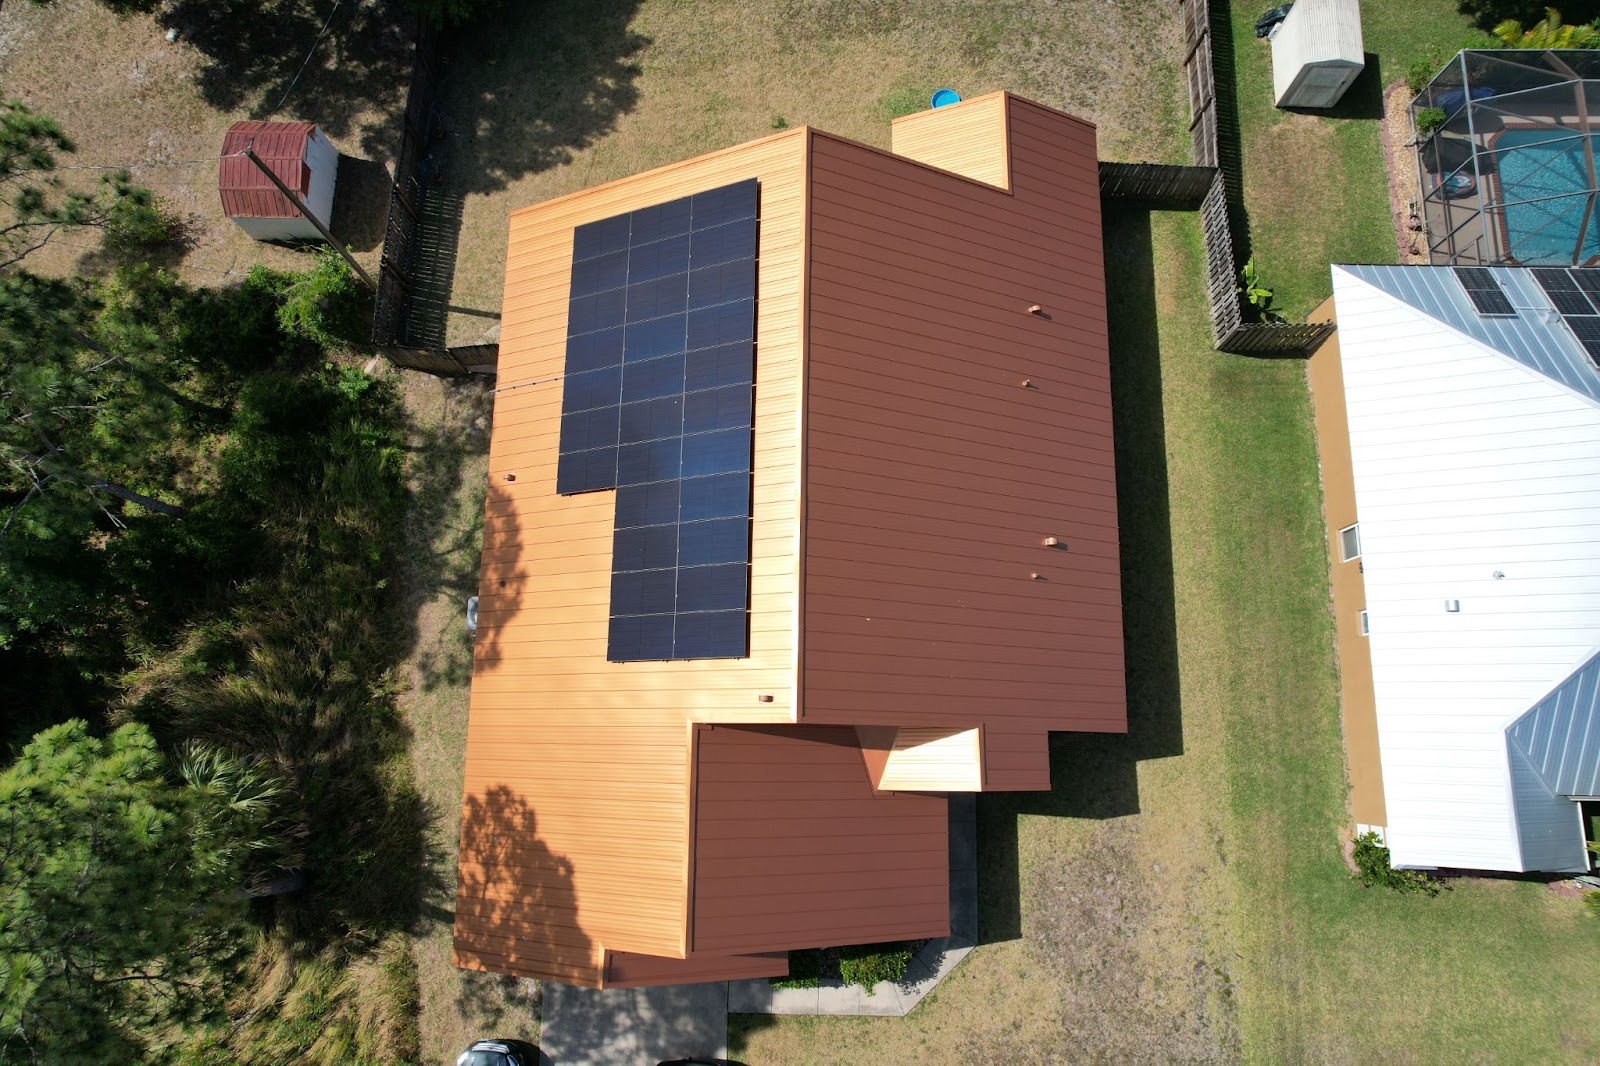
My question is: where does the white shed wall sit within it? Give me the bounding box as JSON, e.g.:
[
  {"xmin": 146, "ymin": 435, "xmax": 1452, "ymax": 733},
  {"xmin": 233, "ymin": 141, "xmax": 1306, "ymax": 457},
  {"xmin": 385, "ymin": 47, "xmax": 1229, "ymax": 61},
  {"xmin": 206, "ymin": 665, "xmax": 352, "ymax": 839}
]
[
  {"xmin": 303, "ymin": 127, "xmax": 339, "ymax": 229},
  {"xmin": 1333, "ymin": 266, "xmax": 1600, "ymax": 871}
]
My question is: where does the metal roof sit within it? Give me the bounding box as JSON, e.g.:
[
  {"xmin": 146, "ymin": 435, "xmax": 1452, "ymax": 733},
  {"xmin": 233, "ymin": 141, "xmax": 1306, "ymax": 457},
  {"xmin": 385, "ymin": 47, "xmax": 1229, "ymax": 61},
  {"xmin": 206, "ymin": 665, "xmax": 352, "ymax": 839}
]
[
  {"xmin": 218, "ymin": 120, "xmax": 315, "ymax": 219},
  {"xmin": 1332, "ymin": 263, "xmax": 1600, "ymax": 873},
  {"xmin": 1339, "ymin": 263, "xmax": 1600, "ymax": 404},
  {"xmin": 1508, "ymin": 647, "xmax": 1600, "ymax": 798}
]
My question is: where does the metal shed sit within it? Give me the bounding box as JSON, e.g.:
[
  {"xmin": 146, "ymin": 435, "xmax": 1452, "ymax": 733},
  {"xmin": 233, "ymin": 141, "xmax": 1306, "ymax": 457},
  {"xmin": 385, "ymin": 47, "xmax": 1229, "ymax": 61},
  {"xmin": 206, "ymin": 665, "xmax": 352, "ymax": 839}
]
[
  {"xmin": 218, "ymin": 120, "xmax": 339, "ymax": 242},
  {"xmin": 1271, "ymin": 0, "xmax": 1365, "ymax": 109}
]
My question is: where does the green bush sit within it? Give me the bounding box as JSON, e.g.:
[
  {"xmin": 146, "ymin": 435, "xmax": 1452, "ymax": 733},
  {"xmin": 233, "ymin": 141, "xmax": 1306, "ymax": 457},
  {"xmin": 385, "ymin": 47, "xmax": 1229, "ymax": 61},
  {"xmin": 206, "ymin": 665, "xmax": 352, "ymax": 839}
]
[
  {"xmin": 769, "ymin": 947, "xmax": 826, "ymax": 990},
  {"xmin": 1352, "ymin": 831, "xmax": 1441, "ymax": 896},
  {"xmin": 1584, "ymin": 892, "xmax": 1600, "ymax": 919},
  {"xmin": 1415, "ymin": 107, "xmax": 1448, "ymax": 138},
  {"xmin": 837, "ymin": 943, "xmax": 914, "ymax": 992},
  {"xmin": 770, "ymin": 941, "xmax": 918, "ymax": 994},
  {"xmin": 100, "ymin": 175, "xmax": 176, "ymax": 252},
  {"xmin": 276, "ymin": 253, "xmax": 369, "ymax": 350},
  {"xmin": 1405, "ymin": 33, "xmax": 1502, "ymax": 95}
]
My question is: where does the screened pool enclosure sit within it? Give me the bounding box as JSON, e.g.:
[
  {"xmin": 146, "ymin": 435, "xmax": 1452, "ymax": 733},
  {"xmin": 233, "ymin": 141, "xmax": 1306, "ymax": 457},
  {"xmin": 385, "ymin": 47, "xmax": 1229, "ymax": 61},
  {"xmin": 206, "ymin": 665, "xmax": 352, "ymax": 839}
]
[{"xmin": 1414, "ymin": 50, "xmax": 1600, "ymax": 266}]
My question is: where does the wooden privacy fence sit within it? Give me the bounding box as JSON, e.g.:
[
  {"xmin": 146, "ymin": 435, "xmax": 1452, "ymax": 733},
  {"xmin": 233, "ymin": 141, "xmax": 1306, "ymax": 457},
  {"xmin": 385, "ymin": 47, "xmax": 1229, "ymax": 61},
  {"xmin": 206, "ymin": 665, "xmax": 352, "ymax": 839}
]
[
  {"xmin": 1174, "ymin": 0, "xmax": 1334, "ymax": 355},
  {"xmin": 371, "ymin": 19, "xmax": 476, "ymax": 376},
  {"xmin": 1098, "ymin": 161, "xmax": 1215, "ymax": 207}
]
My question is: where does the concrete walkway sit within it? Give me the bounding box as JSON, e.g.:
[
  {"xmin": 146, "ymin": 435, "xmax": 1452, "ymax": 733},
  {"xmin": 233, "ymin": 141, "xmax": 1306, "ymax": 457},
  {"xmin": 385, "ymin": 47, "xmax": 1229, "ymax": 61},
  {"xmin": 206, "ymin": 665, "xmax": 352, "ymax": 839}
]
[{"xmin": 539, "ymin": 981, "xmax": 727, "ymax": 1066}]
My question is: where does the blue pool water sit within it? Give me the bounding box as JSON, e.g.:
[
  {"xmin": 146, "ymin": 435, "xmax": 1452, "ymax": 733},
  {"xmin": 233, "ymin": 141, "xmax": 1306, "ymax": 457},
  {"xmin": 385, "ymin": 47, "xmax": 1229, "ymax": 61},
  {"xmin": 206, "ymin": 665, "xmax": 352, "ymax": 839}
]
[{"xmin": 1496, "ymin": 128, "xmax": 1600, "ymax": 265}]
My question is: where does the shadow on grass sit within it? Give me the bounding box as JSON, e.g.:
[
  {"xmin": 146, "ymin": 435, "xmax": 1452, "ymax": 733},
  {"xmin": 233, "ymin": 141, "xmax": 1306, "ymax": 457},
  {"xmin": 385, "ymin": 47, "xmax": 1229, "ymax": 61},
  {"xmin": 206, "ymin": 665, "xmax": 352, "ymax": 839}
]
[
  {"xmin": 395, "ymin": 376, "xmax": 495, "ymax": 693},
  {"xmin": 438, "ymin": 0, "xmax": 648, "ymax": 196},
  {"xmin": 979, "ymin": 205, "xmax": 1184, "ymax": 945},
  {"xmin": 159, "ymin": 0, "xmax": 413, "ymax": 159}
]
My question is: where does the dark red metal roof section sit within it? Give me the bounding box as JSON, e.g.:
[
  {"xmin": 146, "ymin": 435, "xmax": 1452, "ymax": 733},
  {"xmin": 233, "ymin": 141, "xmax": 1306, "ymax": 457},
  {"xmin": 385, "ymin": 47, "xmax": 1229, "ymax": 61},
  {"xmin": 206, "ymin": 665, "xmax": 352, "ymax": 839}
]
[{"xmin": 219, "ymin": 120, "xmax": 315, "ymax": 219}]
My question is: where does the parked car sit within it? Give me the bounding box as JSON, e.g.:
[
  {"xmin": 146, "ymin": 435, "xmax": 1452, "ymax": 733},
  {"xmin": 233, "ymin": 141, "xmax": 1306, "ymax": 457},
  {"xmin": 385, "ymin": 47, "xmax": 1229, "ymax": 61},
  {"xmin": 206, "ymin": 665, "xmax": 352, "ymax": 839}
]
[{"xmin": 458, "ymin": 1038, "xmax": 539, "ymax": 1066}]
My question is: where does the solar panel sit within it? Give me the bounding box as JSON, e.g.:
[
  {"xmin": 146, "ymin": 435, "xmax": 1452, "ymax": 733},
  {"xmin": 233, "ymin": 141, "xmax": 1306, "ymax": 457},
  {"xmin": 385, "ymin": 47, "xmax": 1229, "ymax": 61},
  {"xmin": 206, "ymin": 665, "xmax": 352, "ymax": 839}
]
[
  {"xmin": 1453, "ymin": 266, "xmax": 1516, "ymax": 316},
  {"xmin": 1565, "ymin": 314, "xmax": 1600, "ymax": 366},
  {"xmin": 1572, "ymin": 268, "xmax": 1600, "ymax": 306},
  {"xmin": 1531, "ymin": 268, "xmax": 1598, "ymax": 315},
  {"xmin": 555, "ymin": 179, "xmax": 759, "ymax": 661}
]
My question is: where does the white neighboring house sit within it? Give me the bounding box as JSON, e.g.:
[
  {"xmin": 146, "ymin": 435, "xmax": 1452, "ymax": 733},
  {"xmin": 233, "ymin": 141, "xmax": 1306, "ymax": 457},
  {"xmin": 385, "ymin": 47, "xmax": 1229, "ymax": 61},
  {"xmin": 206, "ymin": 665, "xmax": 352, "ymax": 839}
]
[
  {"xmin": 218, "ymin": 120, "xmax": 340, "ymax": 242},
  {"xmin": 1331, "ymin": 263, "xmax": 1600, "ymax": 873}
]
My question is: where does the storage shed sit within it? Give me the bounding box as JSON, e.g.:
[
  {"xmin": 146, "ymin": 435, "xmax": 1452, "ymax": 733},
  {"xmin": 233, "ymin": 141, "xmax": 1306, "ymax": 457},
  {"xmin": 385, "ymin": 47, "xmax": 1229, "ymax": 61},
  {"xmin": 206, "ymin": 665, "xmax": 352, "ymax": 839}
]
[
  {"xmin": 1271, "ymin": 0, "xmax": 1365, "ymax": 109},
  {"xmin": 218, "ymin": 121, "xmax": 339, "ymax": 241}
]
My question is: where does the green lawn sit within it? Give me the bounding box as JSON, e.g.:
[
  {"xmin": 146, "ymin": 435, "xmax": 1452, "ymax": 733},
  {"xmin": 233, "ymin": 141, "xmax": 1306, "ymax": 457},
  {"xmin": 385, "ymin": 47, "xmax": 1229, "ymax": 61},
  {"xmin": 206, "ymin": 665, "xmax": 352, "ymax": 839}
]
[{"xmin": 1223, "ymin": 0, "xmax": 1475, "ymax": 317}]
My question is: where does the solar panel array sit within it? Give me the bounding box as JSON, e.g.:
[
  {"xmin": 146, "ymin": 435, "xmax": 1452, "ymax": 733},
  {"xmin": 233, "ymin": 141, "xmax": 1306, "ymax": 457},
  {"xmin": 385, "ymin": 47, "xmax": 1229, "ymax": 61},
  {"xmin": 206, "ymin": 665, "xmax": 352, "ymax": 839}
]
[
  {"xmin": 555, "ymin": 179, "xmax": 759, "ymax": 662},
  {"xmin": 1453, "ymin": 266, "xmax": 1515, "ymax": 316},
  {"xmin": 1532, "ymin": 266, "xmax": 1600, "ymax": 366}
]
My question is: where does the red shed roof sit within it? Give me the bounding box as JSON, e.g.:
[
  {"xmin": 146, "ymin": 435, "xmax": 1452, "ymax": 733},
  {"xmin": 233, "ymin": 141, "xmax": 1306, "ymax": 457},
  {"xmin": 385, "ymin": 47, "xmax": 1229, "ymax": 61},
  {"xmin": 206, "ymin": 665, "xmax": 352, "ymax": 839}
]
[{"xmin": 219, "ymin": 121, "xmax": 315, "ymax": 219}]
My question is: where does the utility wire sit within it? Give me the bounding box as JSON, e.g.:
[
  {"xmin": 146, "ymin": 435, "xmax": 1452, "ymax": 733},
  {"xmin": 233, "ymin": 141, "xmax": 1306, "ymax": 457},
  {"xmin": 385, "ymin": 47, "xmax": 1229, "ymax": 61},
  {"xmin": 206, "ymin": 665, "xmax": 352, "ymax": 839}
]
[
  {"xmin": 270, "ymin": 0, "xmax": 345, "ymax": 117},
  {"xmin": 44, "ymin": 154, "xmax": 241, "ymax": 173}
]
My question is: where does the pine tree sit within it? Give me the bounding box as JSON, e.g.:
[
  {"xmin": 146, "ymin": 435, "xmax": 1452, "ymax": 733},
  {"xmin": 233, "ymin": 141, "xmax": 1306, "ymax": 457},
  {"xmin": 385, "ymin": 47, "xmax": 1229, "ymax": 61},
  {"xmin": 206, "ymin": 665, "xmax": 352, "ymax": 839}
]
[{"xmin": 0, "ymin": 721, "xmax": 270, "ymax": 1062}]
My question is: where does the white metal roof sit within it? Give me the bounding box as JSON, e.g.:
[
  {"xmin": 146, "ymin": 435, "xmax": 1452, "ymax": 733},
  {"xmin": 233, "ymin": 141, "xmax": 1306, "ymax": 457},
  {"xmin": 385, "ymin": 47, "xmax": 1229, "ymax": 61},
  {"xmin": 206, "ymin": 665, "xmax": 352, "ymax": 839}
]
[{"xmin": 1332, "ymin": 264, "xmax": 1600, "ymax": 871}]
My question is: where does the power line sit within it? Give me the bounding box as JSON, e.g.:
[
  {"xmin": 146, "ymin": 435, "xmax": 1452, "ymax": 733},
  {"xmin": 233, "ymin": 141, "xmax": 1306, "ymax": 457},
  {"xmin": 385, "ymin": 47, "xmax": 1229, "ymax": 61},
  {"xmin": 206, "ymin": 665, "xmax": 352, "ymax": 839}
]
[
  {"xmin": 270, "ymin": 0, "xmax": 345, "ymax": 117},
  {"xmin": 45, "ymin": 154, "xmax": 239, "ymax": 173}
]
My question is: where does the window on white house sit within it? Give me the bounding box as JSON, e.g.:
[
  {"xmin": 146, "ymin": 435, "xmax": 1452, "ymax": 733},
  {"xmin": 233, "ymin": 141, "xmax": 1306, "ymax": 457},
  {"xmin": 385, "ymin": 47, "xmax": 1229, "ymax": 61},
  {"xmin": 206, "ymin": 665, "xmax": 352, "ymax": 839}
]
[
  {"xmin": 1359, "ymin": 609, "xmax": 1370, "ymax": 636},
  {"xmin": 1340, "ymin": 523, "xmax": 1361, "ymax": 562}
]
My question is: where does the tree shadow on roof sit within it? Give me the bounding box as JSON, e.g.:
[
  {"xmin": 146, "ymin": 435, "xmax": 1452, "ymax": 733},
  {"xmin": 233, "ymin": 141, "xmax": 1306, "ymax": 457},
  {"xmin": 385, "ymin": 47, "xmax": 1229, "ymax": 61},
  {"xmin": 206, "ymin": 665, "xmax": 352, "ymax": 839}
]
[
  {"xmin": 454, "ymin": 785, "xmax": 590, "ymax": 1027},
  {"xmin": 979, "ymin": 205, "xmax": 1184, "ymax": 945},
  {"xmin": 435, "ymin": 0, "xmax": 647, "ymax": 196}
]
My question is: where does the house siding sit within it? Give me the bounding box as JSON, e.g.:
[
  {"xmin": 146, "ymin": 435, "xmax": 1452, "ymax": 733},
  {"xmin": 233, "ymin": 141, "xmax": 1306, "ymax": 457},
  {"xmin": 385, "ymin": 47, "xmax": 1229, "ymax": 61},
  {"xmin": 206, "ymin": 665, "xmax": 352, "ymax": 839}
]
[{"xmin": 1305, "ymin": 295, "xmax": 1387, "ymax": 827}]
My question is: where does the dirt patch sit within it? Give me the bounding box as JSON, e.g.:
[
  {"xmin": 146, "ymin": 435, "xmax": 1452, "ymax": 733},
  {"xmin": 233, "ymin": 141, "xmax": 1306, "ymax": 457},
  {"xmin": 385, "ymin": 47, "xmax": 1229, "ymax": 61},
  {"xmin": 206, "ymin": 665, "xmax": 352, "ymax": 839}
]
[
  {"xmin": 435, "ymin": 0, "xmax": 1191, "ymax": 345},
  {"xmin": 1004, "ymin": 820, "xmax": 1236, "ymax": 1065}
]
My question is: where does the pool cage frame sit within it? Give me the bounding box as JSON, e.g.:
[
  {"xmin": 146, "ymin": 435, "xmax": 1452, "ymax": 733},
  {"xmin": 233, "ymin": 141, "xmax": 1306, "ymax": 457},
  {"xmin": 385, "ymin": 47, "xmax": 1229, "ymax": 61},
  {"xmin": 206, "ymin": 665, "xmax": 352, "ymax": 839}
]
[{"xmin": 1413, "ymin": 49, "xmax": 1600, "ymax": 267}]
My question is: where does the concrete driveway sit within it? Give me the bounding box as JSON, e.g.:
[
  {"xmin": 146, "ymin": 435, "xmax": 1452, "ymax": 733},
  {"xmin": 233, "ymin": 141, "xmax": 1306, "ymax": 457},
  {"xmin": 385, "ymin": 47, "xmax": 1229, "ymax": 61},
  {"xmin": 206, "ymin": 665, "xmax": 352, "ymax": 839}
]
[{"xmin": 539, "ymin": 980, "xmax": 729, "ymax": 1066}]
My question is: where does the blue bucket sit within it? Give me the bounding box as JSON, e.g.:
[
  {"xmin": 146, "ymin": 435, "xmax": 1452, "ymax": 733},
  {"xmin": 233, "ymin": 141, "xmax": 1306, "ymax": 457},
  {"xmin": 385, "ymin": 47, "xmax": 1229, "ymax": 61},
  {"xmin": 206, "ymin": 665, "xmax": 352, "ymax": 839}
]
[{"xmin": 930, "ymin": 88, "xmax": 962, "ymax": 108}]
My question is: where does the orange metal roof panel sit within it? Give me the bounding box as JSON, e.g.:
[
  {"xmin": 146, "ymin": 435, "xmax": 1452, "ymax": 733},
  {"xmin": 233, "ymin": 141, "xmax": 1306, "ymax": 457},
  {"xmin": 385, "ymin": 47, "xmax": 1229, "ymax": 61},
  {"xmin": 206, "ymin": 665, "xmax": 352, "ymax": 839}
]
[
  {"xmin": 454, "ymin": 130, "xmax": 810, "ymax": 988},
  {"xmin": 218, "ymin": 120, "xmax": 314, "ymax": 218}
]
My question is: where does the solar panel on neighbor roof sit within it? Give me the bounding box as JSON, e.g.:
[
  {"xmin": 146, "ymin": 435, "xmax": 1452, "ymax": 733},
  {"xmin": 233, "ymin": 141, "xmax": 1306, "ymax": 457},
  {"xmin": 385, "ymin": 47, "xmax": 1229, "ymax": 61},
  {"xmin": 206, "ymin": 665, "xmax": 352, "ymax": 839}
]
[
  {"xmin": 1453, "ymin": 266, "xmax": 1517, "ymax": 316},
  {"xmin": 1564, "ymin": 314, "xmax": 1600, "ymax": 367},
  {"xmin": 1571, "ymin": 268, "xmax": 1600, "ymax": 307},
  {"xmin": 554, "ymin": 178, "xmax": 758, "ymax": 663},
  {"xmin": 1531, "ymin": 267, "xmax": 1599, "ymax": 316}
]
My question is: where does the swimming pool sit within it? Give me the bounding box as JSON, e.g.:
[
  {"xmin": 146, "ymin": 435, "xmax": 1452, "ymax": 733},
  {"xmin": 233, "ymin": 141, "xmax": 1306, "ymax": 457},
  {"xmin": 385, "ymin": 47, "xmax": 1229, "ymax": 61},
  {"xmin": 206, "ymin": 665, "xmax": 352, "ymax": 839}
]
[{"xmin": 1495, "ymin": 127, "xmax": 1600, "ymax": 265}]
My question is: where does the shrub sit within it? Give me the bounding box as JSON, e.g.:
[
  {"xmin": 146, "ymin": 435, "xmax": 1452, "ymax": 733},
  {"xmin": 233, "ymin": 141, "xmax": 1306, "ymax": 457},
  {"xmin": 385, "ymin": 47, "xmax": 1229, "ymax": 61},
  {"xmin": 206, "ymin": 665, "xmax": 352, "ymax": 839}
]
[
  {"xmin": 1415, "ymin": 107, "xmax": 1448, "ymax": 138},
  {"xmin": 770, "ymin": 941, "xmax": 918, "ymax": 994},
  {"xmin": 837, "ymin": 943, "xmax": 914, "ymax": 992},
  {"xmin": 100, "ymin": 176, "xmax": 176, "ymax": 252},
  {"xmin": 770, "ymin": 947, "xmax": 826, "ymax": 990},
  {"xmin": 1405, "ymin": 33, "xmax": 1503, "ymax": 95},
  {"xmin": 1352, "ymin": 831, "xmax": 1441, "ymax": 896},
  {"xmin": 276, "ymin": 253, "xmax": 369, "ymax": 350}
]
